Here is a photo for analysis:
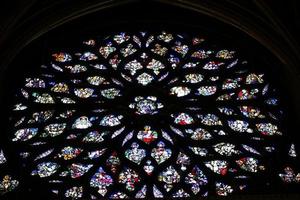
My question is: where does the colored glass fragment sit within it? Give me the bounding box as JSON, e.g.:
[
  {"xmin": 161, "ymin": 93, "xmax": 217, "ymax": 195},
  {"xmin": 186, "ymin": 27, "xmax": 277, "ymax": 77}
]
[
  {"xmin": 216, "ymin": 182, "xmax": 233, "ymax": 196},
  {"xmin": 170, "ymin": 86, "xmax": 191, "ymax": 97},
  {"xmin": 125, "ymin": 143, "xmax": 146, "ymax": 164},
  {"xmin": 137, "ymin": 126, "xmax": 158, "ymax": 144},
  {"xmin": 32, "ymin": 162, "xmax": 59, "ymax": 178},
  {"xmin": 58, "ymin": 146, "xmax": 83, "ymax": 160},
  {"xmin": 197, "ymin": 86, "xmax": 217, "ymax": 96},
  {"xmin": 12, "ymin": 128, "xmax": 38, "ymax": 141},
  {"xmin": 72, "ymin": 116, "xmax": 92, "ymax": 129},
  {"xmin": 136, "ymin": 73, "xmax": 154, "ymax": 85},
  {"xmin": 100, "ymin": 115, "xmax": 122, "ymax": 127},
  {"xmin": 205, "ymin": 160, "xmax": 228, "ymax": 175},
  {"xmin": 118, "ymin": 168, "xmax": 140, "ymax": 191},
  {"xmin": 0, "ymin": 175, "xmax": 19, "ymax": 195},
  {"xmin": 52, "ymin": 52, "xmax": 72, "ymax": 62},
  {"xmin": 99, "ymin": 42, "xmax": 116, "ymax": 58},
  {"xmin": 151, "ymin": 142, "xmax": 172, "ymax": 164},
  {"xmin": 158, "ymin": 166, "xmax": 180, "ymax": 192},
  {"xmin": 173, "ymin": 113, "xmax": 194, "ymax": 125},
  {"xmin": 65, "ymin": 186, "xmax": 83, "ymax": 199}
]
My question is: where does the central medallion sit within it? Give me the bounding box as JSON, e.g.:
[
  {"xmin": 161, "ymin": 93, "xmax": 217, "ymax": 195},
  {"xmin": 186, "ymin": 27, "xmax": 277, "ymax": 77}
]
[{"xmin": 129, "ymin": 96, "xmax": 164, "ymax": 115}]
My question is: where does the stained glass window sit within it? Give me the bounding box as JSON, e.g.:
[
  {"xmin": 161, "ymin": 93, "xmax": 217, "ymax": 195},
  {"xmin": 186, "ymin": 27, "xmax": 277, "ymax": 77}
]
[{"xmin": 2, "ymin": 31, "xmax": 299, "ymax": 199}]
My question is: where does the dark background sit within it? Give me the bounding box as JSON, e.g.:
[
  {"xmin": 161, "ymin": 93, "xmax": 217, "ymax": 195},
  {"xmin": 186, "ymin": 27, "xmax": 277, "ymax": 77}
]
[{"xmin": 0, "ymin": 0, "xmax": 300, "ymax": 199}]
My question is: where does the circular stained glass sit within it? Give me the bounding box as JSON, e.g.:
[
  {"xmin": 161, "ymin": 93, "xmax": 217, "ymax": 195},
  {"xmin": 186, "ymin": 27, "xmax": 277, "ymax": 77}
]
[{"xmin": 7, "ymin": 31, "xmax": 292, "ymax": 199}]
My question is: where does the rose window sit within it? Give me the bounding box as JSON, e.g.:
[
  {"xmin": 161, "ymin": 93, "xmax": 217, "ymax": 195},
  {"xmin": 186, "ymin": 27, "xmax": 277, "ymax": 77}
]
[{"xmin": 4, "ymin": 31, "xmax": 296, "ymax": 199}]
